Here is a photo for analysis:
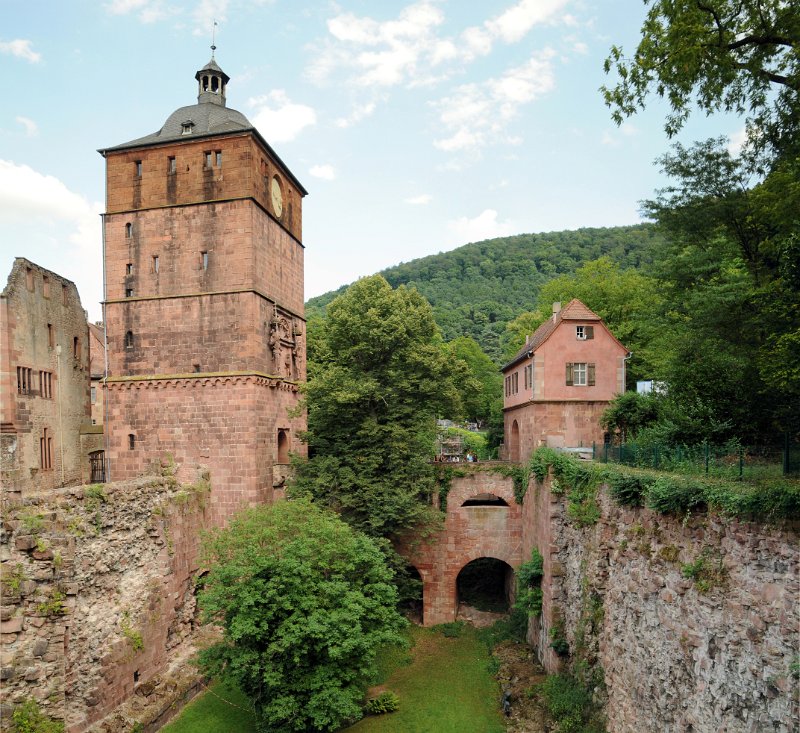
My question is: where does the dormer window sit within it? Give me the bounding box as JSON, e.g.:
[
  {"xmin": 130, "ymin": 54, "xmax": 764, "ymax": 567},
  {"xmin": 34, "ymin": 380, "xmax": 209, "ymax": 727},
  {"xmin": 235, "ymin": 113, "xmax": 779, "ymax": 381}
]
[
  {"xmin": 576, "ymin": 326, "xmax": 594, "ymax": 340},
  {"xmin": 181, "ymin": 121, "xmax": 195, "ymax": 135}
]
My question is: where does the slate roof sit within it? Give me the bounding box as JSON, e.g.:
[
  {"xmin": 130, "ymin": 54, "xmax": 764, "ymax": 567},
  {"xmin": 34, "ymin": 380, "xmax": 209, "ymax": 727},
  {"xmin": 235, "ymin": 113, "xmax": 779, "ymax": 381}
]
[{"xmin": 501, "ymin": 299, "xmax": 604, "ymax": 371}]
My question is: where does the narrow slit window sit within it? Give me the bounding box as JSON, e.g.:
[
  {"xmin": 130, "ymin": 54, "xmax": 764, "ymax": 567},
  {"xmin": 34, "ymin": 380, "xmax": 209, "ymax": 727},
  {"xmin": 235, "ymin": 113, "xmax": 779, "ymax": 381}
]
[
  {"xmin": 128, "ymin": 434, "xmax": 136, "ymax": 450},
  {"xmin": 125, "ymin": 331, "xmax": 134, "ymax": 349},
  {"xmin": 152, "ymin": 255, "xmax": 159, "ymax": 273},
  {"xmin": 26, "ymin": 267, "xmax": 34, "ymax": 291},
  {"xmin": 61, "ymin": 284, "xmax": 68, "ymax": 305},
  {"xmin": 125, "ymin": 223, "xmax": 133, "ymax": 238},
  {"xmin": 202, "ymin": 251, "xmax": 209, "ymax": 270},
  {"xmin": 215, "ymin": 150, "xmax": 222, "ymax": 167},
  {"xmin": 43, "ymin": 276, "xmax": 50, "ymax": 298},
  {"xmin": 40, "ymin": 427, "xmax": 52, "ymax": 470},
  {"xmin": 126, "ymin": 263, "xmax": 133, "ymax": 275},
  {"xmin": 47, "ymin": 323, "xmax": 54, "ymax": 348},
  {"xmin": 125, "ymin": 288, "xmax": 134, "ymax": 298},
  {"xmin": 135, "ymin": 160, "xmax": 142, "ymax": 178},
  {"xmin": 205, "ymin": 151, "xmax": 212, "ymax": 168},
  {"xmin": 73, "ymin": 336, "xmax": 80, "ymax": 359},
  {"xmin": 168, "ymin": 156, "xmax": 176, "ymax": 174}
]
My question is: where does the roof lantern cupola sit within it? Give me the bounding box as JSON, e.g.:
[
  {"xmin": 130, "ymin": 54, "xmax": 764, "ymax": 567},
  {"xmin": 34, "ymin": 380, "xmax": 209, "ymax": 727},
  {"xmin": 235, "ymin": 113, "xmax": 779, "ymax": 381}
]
[{"xmin": 195, "ymin": 49, "xmax": 229, "ymax": 107}]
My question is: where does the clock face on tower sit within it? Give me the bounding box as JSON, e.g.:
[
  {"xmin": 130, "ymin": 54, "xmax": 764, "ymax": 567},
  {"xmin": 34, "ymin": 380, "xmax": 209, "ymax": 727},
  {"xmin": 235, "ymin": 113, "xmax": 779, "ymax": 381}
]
[{"xmin": 271, "ymin": 176, "xmax": 283, "ymax": 219}]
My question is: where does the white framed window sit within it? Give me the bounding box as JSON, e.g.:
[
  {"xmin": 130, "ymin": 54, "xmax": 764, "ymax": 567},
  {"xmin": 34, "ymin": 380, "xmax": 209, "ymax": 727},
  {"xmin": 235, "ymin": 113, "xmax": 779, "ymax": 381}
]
[
  {"xmin": 576, "ymin": 325, "xmax": 594, "ymax": 340},
  {"xmin": 566, "ymin": 362, "xmax": 595, "ymax": 386},
  {"xmin": 573, "ymin": 362, "xmax": 587, "ymax": 386}
]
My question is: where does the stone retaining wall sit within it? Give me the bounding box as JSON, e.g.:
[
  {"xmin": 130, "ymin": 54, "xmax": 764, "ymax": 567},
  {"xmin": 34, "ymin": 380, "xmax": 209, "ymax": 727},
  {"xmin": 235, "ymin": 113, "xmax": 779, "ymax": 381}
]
[
  {"xmin": 527, "ymin": 474, "xmax": 799, "ymax": 732},
  {"xmin": 0, "ymin": 470, "xmax": 209, "ymax": 732}
]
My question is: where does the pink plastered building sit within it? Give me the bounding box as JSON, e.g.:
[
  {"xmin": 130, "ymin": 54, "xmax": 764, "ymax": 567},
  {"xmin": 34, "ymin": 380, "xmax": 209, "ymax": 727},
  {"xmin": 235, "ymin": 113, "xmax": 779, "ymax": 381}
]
[{"xmin": 502, "ymin": 299, "xmax": 630, "ymax": 462}]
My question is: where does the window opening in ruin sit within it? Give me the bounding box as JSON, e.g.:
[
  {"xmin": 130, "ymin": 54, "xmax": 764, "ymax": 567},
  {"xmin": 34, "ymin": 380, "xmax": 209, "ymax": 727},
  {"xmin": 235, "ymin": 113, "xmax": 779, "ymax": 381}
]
[
  {"xmin": 456, "ymin": 558, "xmax": 513, "ymax": 614},
  {"xmin": 401, "ymin": 565, "xmax": 423, "ymax": 624},
  {"xmin": 26, "ymin": 267, "xmax": 34, "ymax": 291},
  {"xmin": 193, "ymin": 364, "xmax": 200, "ymax": 373},
  {"xmin": 125, "ymin": 288, "xmax": 134, "ymax": 298},
  {"xmin": 126, "ymin": 223, "xmax": 132, "ymax": 238},
  {"xmin": 277, "ymin": 429, "xmax": 290, "ymax": 464},
  {"xmin": 73, "ymin": 336, "xmax": 80, "ymax": 359},
  {"xmin": 43, "ymin": 276, "xmax": 50, "ymax": 298},
  {"xmin": 17, "ymin": 366, "xmax": 32, "ymax": 394},
  {"xmin": 215, "ymin": 150, "xmax": 222, "ymax": 167},
  {"xmin": 128, "ymin": 434, "xmax": 135, "ymax": 450},
  {"xmin": 40, "ymin": 427, "xmax": 53, "ymax": 470},
  {"xmin": 168, "ymin": 156, "xmax": 176, "ymax": 174},
  {"xmin": 125, "ymin": 331, "xmax": 134, "ymax": 349},
  {"xmin": 202, "ymin": 251, "xmax": 209, "ymax": 270},
  {"xmin": 133, "ymin": 670, "xmax": 140, "ymax": 683},
  {"xmin": 461, "ymin": 493, "xmax": 509, "ymax": 507},
  {"xmin": 135, "ymin": 160, "xmax": 142, "ymax": 177},
  {"xmin": 47, "ymin": 323, "xmax": 54, "ymax": 348},
  {"xmin": 205, "ymin": 151, "xmax": 212, "ymax": 168},
  {"xmin": 126, "ymin": 263, "xmax": 133, "ymax": 275},
  {"xmin": 153, "ymin": 256, "xmax": 159, "ymax": 274},
  {"xmin": 62, "ymin": 283, "xmax": 68, "ymax": 305},
  {"xmin": 39, "ymin": 371, "xmax": 53, "ymax": 399},
  {"xmin": 91, "ymin": 386, "xmax": 96, "ymax": 404}
]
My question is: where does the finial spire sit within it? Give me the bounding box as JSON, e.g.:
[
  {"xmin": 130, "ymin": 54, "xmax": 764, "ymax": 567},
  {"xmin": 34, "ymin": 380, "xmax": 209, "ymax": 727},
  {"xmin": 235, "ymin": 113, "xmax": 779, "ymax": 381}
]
[{"xmin": 211, "ymin": 20, "xmax": 217, "ymax": 58}]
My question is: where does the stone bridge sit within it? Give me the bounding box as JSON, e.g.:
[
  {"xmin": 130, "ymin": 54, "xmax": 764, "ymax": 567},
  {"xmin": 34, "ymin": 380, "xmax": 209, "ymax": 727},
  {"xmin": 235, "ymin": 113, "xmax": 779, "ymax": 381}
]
[{"xmin": 399, "ymin": 464, "xmax": 532, "ymax": 626}]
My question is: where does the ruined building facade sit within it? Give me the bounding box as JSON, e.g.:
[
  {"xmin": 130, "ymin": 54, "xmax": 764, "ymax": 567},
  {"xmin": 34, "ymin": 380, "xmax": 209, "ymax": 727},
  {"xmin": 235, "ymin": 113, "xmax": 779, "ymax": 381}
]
[
  {"xmin": 98, "ymin": 57, "xmax": 307, "ymax": 523},
  {"xmin": 0, "ymin": 260, "xmax": 91, "ymax": 495}
]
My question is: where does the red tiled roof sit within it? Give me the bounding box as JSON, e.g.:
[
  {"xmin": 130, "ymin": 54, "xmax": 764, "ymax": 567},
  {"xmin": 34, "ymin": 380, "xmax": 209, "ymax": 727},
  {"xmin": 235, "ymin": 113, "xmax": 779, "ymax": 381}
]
[{"xmin": 501, "ymin": 299, "xmax": 602, "ymax": 371}]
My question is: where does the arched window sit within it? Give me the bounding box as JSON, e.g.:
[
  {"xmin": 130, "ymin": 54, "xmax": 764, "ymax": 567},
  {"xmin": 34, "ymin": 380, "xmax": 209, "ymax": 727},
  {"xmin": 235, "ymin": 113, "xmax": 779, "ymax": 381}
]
[
  {"xmin": 124, "ymin": 331, "xmax": 134, "ymax": 349},
  {"xmin": 125, "ymin": 222, "xmax": 133, "ymax": 238},
  {"xmin": 277, "ymin": 429, "xmax": 290, "ymax": 464}
]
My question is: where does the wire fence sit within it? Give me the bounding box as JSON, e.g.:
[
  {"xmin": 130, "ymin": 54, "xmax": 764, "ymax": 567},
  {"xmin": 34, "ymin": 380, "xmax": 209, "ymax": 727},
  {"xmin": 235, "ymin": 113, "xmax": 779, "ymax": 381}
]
[{"xmin": 596, "ymin": 435, "xmax": 800, "ymax": 479}]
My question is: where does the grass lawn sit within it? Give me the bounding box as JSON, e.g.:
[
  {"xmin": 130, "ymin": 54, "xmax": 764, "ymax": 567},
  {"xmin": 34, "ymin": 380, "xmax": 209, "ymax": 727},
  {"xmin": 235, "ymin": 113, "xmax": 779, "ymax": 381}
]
[{"xmin": 160, "ymin": 625, "xmax": 505, "ymax": 733}]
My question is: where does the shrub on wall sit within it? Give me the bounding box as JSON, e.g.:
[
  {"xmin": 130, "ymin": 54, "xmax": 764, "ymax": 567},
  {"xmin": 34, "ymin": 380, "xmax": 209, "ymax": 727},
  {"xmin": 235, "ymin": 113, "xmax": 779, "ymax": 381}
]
[{"xmin": 515, "ymin": 548, "xmax": 544, "ymax": 616}]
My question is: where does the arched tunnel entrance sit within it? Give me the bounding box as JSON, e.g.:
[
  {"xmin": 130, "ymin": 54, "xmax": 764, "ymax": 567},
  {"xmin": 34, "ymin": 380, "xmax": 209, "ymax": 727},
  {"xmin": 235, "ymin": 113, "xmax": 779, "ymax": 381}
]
[
  {"xmin": 399, "ymin": 565, "xmax": 424, "ymax": 624},
  {"xmin": 456, "ymin": 558, "xmax": 514, "ymax": 615}
]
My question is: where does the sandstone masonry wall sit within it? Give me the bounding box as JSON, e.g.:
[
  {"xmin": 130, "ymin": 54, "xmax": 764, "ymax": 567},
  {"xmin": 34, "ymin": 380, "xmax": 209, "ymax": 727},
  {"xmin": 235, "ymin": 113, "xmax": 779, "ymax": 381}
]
[
  {"xmin": 526, "ymin": 474, "xmax": 799, "ymax": 732},
  {"xmin": 0, "ymin": 472, "xmax": 209, "ymax": 732}
]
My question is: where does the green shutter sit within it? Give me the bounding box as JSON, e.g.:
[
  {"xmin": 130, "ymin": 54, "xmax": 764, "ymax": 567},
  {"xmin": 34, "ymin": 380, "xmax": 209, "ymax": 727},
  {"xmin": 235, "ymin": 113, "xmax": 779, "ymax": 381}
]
[
  {"xmin": 586, "ymin": 326, "xmax": 594, "ymax": 340},
  {"xmin": 566, "ymin": 362, "xmax": 573, "ymax": 386},
  {"xmin": 588, "ymin": 363, "xmax": 596, "ymax": 386}
]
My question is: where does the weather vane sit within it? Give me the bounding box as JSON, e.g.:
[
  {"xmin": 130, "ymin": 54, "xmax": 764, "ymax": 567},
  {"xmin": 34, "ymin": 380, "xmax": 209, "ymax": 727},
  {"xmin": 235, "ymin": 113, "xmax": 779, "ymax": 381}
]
[{"xmin": 211, "ymin": 19, "xmax": 217, "ymax": 57}]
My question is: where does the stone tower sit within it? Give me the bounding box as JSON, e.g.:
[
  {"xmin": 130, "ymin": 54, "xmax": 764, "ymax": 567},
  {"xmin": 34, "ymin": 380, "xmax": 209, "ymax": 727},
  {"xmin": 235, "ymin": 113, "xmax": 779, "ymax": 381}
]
[{"xmin": 99, "ymin": 56, "xmax": 307, "ymax": 523}]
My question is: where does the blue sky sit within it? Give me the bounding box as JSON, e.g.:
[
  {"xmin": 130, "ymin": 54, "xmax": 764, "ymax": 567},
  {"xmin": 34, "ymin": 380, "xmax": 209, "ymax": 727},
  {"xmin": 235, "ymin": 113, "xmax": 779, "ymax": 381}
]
[{"xmin": 1, "ymin": 0, "xmax": 744, "ymax": 321}]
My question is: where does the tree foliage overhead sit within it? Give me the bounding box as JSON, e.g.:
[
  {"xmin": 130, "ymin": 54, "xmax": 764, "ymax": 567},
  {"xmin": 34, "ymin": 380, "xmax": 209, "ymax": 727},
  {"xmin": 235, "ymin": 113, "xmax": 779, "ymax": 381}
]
[
  {"xmin": 197, "ymin": 499, "xmax": 406, "ymax": 733},
  {"xmin": 293, "ymin": 275, "xmax": 466, "ymax": 539},
  {"xmin": 602, "ymin": 0, "xmax": 799, "ymax": 145},
  {"xmin": 306, "ymin": 225, "xmax": 665, "ymax": 362}
]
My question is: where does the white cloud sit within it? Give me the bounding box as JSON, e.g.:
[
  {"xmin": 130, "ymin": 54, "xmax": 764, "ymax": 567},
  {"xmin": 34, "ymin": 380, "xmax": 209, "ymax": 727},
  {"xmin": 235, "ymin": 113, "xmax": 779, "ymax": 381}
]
[
  {"xmin": 572, "ymin": 40, "xmax": 588, "ymax": 54},
  {"xmin": 433, "ymin": 51, "xmax": 556, "ymax": 154},
  {"xmin": 0, "ymin": 160, "xmax": 103, "ymax": 317},
  {"xmin": 15, "ymin": 117, "xmax": 38, "ymax": 137},
  {"xmin": 249, "ymin": 90, "xmax": 317, "ymax": 143},
  {"xmin": 335, "ymin": 102, "xmax": 377, "ymax": 128},
  {"xmin": 448, "ymin": 209, "xmax": 515, "ymax": 243},
  {"xmin": 485, "ymin": 0, "xmax": 569, "ymax": 44},
  {"xmin": 405, "ymin": 194, "xmax": 432, "ymax": 205},
  {"xmin": 309, "ymin": 164, "xmax": 336, "ymax": 180},
  {"xmin": 728, "ymin": 126, "xmax": 748, "ymax": 157},
  {"xmin": 311, "ymin": 0, "xmax": 569, "ymax": 89},
  {"xmin": 0, "ymin": 39, "xmax": 41, "ymax": 64}
]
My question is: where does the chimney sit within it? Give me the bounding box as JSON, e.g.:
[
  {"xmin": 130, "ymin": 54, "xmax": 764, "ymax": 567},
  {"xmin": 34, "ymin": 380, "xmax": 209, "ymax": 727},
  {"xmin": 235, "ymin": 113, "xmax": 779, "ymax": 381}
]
[{"xmin": 552, "ymin": 301, "xmax": 561, "ymax": 323}]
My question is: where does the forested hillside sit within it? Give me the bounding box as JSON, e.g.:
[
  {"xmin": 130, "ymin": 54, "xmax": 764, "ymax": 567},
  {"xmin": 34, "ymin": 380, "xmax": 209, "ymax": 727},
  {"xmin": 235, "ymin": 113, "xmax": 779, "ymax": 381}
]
[{"xmin": 306, "ymin": 224, "xmax": 666, "ymax": 361}]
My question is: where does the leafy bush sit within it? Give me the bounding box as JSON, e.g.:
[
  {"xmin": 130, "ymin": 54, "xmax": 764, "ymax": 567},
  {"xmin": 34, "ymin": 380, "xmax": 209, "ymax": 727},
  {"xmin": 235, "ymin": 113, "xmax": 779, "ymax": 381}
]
[
  {"xmin": 515, "ymin": 548, "xmax": 544, "ymax": 616},
  {"xmin": 607, "ymin": 472, "xmax": 651, "ymax": 507},
  {"xmin": 535, "ymin": 674, "xmax": 605, "ymax": 733},
  {"xmin": 549, "ymin": 623, "xmax": 569, "ymax": 657},
  {"xmin": 645, "ymin": 476, "xmax": 707, "ymax": 514},
  {"xmin": 11, "ymin": 699, "xmax": 64, "ymax": 733},
  {"xmin": 365, "ymin": 691, "xmax": 400, "ymax": 715}
]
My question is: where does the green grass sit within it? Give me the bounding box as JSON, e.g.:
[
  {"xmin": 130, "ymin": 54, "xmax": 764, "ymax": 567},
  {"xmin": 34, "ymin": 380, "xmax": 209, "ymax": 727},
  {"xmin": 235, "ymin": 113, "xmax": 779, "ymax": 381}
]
[
  {"xmin": 160, "ymin": 679, "xmax": 255, "ymax": 733},
  {"xmin": 347, "ymin": 625, "xmax": 505, "ymax": 733},
  {"xmin": 161, "ymin": 626, "xmax": 504, "ymax": 733}
]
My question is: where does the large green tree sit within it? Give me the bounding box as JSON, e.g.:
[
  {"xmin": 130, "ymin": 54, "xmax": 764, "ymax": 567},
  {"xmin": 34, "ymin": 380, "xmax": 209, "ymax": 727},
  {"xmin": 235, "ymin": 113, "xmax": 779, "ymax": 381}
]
[
  {"xmin": 602, "ymin": 0, "xmax": 799, "ymax": 149},
  {"xmin": 445, "ymin": 335, "xmax": 502, "ymax": 427},
  {"xmin": 292, "ymin": 275, "xmax": 464, "ymax": 539},
  {"xmin": 197, "ymin": 499, "xmax": 406, "ymax": 733}
]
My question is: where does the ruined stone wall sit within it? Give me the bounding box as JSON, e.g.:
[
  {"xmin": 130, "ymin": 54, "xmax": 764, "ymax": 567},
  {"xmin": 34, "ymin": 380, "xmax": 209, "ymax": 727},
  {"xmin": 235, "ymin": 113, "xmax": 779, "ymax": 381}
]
[
  {"xmin": 1, "ymin": 259, "xmax": 91, "ymax": 496},
  {"xmin": 526, "ymin": 475, "xmax": 799, "ymax": 732},
  {"xmin": 0, "ymin": 472, "xmax": 209, "ymax": 732}
]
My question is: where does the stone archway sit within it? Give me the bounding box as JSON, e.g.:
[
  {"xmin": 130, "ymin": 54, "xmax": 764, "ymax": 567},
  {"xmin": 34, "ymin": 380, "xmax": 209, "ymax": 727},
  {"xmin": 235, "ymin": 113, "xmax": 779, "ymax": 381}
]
[
  {"xmin": 509, "ymin": 419, "xmax": 520, "ymax": 463},
  {"xmin": 456, "ymin": 557, "xmax": 514, "ymax": 617}
]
